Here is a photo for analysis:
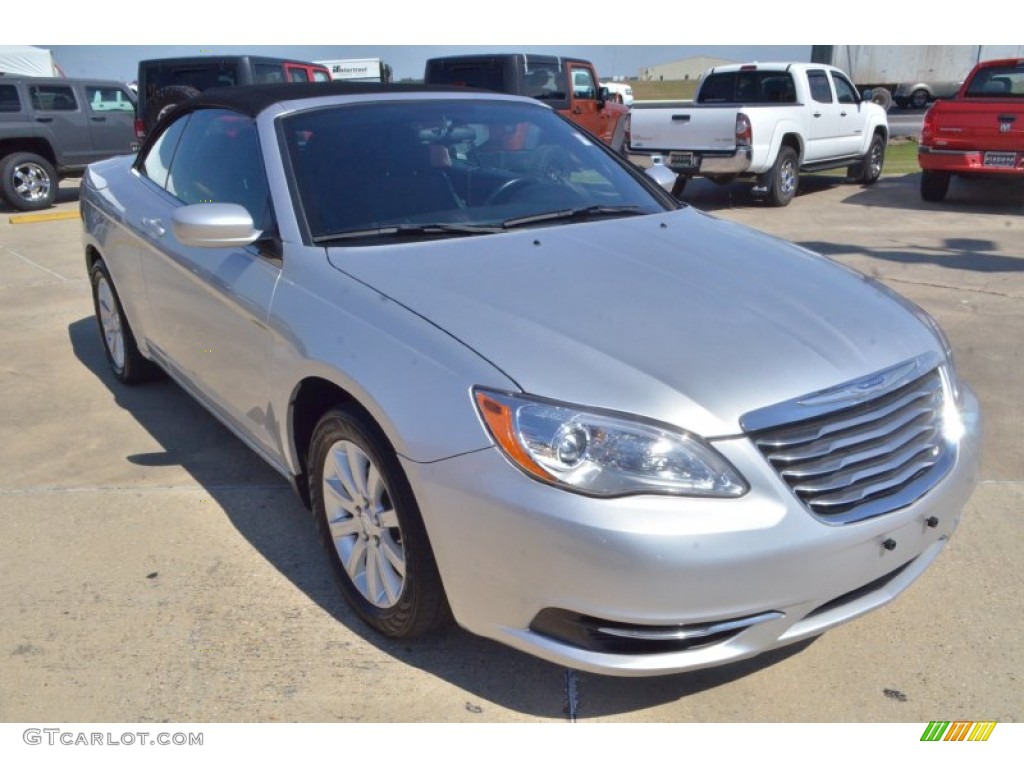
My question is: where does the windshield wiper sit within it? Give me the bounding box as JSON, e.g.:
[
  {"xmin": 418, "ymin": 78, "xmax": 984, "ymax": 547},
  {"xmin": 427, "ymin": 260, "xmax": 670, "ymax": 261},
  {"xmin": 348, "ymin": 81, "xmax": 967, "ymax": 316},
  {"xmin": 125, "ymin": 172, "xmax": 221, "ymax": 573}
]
[
  {"xmin": 502, "ymin": 205, "xmax": 643, "ymax": 229},
  {"xmin": 313, "ymin": 222, "xmax": 504, "ymax": 244}
]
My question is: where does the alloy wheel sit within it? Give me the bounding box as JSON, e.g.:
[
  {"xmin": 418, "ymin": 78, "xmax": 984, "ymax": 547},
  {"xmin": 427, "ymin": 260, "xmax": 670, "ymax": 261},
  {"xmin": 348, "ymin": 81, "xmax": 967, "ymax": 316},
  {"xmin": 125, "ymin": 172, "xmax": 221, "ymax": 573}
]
[
  {"xmin": 322, "ymin": 439, "xmax": 406, "ymax": 608},
  {"xmin": 12, "ymin": 161, "xmax": 51, "ymax": 203},
  {"xmin": 95, "ymin": 276, "xmax": 125, "ymax": 371}
]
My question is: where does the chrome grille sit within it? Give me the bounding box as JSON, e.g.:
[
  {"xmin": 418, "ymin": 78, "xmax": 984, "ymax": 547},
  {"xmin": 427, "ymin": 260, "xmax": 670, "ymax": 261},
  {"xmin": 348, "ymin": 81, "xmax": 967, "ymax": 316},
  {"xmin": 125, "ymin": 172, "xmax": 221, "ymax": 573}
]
[{"xmin": 751, "ymin": 368, "xmax": 953, "ymax": 524}]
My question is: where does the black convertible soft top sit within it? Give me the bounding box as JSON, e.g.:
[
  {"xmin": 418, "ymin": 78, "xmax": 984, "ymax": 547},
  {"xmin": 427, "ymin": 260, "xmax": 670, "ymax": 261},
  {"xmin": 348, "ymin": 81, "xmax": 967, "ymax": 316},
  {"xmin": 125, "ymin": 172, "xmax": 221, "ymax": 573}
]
[{"xmin": 190, "ymin": 81, "xmax": 488, "ymax": 118}]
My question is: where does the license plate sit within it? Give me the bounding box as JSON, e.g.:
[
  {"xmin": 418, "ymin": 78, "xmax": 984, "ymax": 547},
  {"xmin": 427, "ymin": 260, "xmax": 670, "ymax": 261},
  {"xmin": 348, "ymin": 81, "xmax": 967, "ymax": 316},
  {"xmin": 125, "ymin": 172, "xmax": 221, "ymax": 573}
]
[
  {"xmin": 668, "ymin": 151, "xmax": 700, "ymax": 170},
  {"xmin": 983, "ymin": 151, "xmax": 1016, "ymax": 167}
]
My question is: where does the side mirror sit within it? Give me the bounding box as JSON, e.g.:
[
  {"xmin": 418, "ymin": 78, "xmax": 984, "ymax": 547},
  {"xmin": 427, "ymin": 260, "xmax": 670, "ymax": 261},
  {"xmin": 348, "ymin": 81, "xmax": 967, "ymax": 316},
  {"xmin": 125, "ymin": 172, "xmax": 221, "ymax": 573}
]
[
  {"xmin": 171, "ymin": 203, "xmax": 262, "ymax": 248},
  {"xmin": 597, "ymin": 86, "xmax": 609, "ymax": 107},
  {"xmin": 645, "ymin": 164, "xmax": 677, "ymax": 192}
]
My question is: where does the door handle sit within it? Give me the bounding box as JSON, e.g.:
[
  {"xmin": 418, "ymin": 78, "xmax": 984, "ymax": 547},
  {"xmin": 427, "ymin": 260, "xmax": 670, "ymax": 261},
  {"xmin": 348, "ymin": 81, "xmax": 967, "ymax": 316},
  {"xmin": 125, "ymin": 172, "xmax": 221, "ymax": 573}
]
[
  {"xmin": 141, "ymin": 217, "xmax": 165, "ymax": 238},
  {"xmin": 572, "ymin": 107, "xmax": 583, "ymax": 115},
  {"xmin": 813, "ymin": 112, "xmax": 822, "ymax": 118},
  {"xmin": 35, "ymin": 117, "xmax": 53, "ymax": 123},
  {"xmin": 90, "ymin": 116, "xmax": 107, "ymax": 122},
  {"xmin": 840, "ymin": 111, "xmax": 848, "ymax": 117}
]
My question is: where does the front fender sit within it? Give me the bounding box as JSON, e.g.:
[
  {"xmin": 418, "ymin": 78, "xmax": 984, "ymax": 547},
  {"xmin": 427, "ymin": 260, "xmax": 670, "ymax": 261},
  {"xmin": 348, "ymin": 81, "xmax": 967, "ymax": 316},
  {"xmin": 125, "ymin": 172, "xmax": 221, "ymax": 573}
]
[{"xmin": 268, "ymin": 246, "xmax": 515, "ymax": 472}]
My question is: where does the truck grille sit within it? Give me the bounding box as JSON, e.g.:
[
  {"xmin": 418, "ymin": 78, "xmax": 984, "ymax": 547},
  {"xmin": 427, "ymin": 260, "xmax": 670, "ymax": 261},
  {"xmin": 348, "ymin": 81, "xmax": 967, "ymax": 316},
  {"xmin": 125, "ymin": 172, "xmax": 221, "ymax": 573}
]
[{"xmin": 751, "ymin": 368, "xmax": 953, "ymax": 524}]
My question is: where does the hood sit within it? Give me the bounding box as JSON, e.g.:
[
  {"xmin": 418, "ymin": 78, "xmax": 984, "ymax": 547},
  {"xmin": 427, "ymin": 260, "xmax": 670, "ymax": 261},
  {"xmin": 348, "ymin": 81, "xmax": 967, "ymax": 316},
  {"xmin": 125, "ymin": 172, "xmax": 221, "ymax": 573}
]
[{"xmin": 327, "ymin": 208, "xmax": 939, "ymax": 437}]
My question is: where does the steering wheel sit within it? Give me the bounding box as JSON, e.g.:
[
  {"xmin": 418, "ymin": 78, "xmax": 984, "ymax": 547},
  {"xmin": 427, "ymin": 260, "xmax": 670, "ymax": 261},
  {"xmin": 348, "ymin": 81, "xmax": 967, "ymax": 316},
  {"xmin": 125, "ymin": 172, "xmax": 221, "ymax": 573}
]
[{"xmin": 485, "ymin": 177, "xmax": 540, "ymax": 205}]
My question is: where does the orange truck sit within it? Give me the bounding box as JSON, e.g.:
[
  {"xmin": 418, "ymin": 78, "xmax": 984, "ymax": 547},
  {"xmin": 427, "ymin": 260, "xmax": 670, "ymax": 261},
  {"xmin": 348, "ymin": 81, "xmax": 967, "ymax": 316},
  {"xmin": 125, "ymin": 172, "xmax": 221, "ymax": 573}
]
[{"xmin": 423, "ymin": 54, "xmax": 630, "ymax": 153}]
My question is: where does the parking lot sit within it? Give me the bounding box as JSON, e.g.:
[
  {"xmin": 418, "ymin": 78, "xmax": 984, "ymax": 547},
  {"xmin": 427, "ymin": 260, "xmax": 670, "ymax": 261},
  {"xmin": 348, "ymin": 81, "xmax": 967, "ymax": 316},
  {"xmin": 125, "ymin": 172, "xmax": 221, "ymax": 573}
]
[{"xmin": 0, "ymin": 170, "xmax": 1021, "ymax": 723}]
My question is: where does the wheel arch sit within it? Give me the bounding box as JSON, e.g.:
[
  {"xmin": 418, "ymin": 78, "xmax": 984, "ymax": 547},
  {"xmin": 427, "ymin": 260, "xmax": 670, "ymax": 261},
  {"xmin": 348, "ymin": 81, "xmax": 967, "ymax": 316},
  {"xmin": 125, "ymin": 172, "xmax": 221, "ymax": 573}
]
[
  {"xmin": 288, "ymin": 376, "xmax": 392, "ymax": 510},
  {"xmin": 0, "ymin": 138, "xmax": 58, "ymax": 169}
]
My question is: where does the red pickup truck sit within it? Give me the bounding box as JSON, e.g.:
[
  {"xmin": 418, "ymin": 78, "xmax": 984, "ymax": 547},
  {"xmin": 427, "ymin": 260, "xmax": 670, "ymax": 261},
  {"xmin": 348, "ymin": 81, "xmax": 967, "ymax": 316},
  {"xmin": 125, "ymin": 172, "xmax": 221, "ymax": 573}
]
[{"xmin": 918, "ymin": 58, "xmax": 1024, "ymax": 201}]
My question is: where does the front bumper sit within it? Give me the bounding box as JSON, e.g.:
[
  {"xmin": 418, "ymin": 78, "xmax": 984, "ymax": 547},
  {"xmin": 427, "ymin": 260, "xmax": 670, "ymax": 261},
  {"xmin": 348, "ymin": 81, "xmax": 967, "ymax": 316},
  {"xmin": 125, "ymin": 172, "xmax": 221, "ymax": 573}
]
[
  {"xmin": 402, "ymin": 386, "xmax": 982, "ymax": 677},
  {"xmin": 919, "ymin": 145, "xmax": 1024, "ymax": 176}
]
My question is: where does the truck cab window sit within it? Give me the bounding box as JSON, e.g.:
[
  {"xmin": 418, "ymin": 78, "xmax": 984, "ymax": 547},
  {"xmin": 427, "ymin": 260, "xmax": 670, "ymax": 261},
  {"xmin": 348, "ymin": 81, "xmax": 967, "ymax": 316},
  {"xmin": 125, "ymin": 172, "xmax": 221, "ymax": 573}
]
[
  {"xmin": 832, "ymin": 75, "xmax": 858, "ymax": 105},
  {"xmin": 807, "ymin": 71, "xmax": 833, "ymax": 103}
]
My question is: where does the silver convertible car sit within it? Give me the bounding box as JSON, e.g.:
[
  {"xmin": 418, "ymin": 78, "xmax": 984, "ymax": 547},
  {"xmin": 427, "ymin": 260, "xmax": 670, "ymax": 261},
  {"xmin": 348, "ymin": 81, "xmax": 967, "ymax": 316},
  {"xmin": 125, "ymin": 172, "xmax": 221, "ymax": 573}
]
[{"xmin": 81, "ymin": 82, "xmax": 981, "ymax": 676}]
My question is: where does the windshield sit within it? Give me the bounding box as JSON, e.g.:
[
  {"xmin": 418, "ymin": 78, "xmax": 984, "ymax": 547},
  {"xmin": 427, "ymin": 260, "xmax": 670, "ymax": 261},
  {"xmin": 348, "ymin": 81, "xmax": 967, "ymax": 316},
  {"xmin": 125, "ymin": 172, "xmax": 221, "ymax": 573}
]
[{"xmin": 281, "ymin": 99, "xmax": 667, "ymax": 243}]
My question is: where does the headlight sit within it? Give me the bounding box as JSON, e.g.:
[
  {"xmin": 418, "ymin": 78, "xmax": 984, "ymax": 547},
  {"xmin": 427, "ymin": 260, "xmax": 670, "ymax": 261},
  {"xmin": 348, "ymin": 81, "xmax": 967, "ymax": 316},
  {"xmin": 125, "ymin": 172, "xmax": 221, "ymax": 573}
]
[{"xmin": 473, "ymin": 389, "xmax": 747, "ymax": 498}]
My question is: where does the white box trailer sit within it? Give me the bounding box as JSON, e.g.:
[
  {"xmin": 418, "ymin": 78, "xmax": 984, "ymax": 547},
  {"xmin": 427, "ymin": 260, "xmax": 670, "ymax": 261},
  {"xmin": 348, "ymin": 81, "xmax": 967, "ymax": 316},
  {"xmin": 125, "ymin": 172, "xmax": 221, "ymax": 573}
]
[
  {"xmin": 0, "ymin": 45, "xmax": 61, "ymax": 76},
  {"xmin": 811, "ymin": 45, "xmax": 1024, "ymax": 108},
  {"xmin": 316, "ymin": 58, "xmax": 391, "ymax": 83}
]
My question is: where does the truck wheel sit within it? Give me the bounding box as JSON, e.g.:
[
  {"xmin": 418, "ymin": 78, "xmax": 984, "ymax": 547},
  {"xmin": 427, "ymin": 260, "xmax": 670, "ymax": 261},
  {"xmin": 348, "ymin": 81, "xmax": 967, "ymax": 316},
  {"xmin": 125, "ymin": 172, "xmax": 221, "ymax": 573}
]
[
  {"xmin": 909, "ymin": 89, "xmax": 929, "ymax": 110},
  {"xmin": 766, "ymin": 146, "xmax": 799, "ymax": 207},
  {"xmin": 0, "ymin": 152, "xmax": 57, "ymax": 211},
  {"xmin": 145, "ymin": 85, "xmax": 201, "ymax": 132},
  {"xmin": 920, "ymin": 170, "xmax": 950, "ymax": 202},
  {"xmin": 850, "ymin": 135, "xmax": 885, "ymax": 186}
]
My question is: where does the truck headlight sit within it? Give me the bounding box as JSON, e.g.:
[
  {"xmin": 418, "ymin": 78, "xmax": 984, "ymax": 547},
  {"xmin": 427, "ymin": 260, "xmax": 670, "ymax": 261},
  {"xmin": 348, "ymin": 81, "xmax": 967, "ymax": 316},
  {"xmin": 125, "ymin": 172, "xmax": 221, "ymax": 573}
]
[{"xmin": 474, "ymin": 389, "xmax": 747, "ymax": 498}]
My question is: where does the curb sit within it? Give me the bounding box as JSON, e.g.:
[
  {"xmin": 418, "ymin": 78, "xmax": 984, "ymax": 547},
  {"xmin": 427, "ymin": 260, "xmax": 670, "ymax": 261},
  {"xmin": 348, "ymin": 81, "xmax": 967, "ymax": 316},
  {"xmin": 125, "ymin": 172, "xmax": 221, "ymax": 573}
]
[{"xmin": 9, "ymin": 210, "xmax": 80, "ymax": 225}]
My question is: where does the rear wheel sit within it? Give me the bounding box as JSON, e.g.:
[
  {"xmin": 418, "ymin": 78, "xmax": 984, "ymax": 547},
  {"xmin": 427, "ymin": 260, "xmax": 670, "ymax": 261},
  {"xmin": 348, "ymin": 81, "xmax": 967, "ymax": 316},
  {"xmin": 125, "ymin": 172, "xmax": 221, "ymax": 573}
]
[
  {"xmin": 309, "ymin": 407, "xmax": 449, "ymax": 638},
  {"xmin": 0, "ymin": 152, "xmax": 57, "ymax": 211},
  {"xmin": 89, "ymin": 259, "xmax": 162, "ymax": 384},
  {"xmin": 920, "ymin": 170, "xmax": 951, "ymax": 202},
  {"xmin": 766, "ymin": 146, "xmax": 799, "ymax": 207}
]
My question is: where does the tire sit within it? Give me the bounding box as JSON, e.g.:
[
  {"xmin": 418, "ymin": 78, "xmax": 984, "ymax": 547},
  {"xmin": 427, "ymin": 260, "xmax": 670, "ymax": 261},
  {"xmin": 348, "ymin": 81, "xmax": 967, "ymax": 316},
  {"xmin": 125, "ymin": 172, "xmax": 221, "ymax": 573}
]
[
  {"xmin": 0, "ymin": 152, "xmax": 57, "ymax": 212},
  {"xmin": 766, "ymin": 146, "xmax": 799, "ymax": 207},
  {"xmin": 909, "ymin": 89, "xmax": 929, "ymax": 110},
  {"xmin": 920, "ymin": 170, "xmax": 951, "ymax": 202},
  {"xmin": 850, "ymin": 134, "xmax": 885, "ymax": 185},
  {"xmin": 89, "ymin": 259, "xmax": 162, "ymax": 385},
  {"xmin": 309, "ymin": 406, "xmax": 449, "ymax": 639},
  {"xmin": 145, "ymin": 85, "xmax": 201, "ymax": 132}
]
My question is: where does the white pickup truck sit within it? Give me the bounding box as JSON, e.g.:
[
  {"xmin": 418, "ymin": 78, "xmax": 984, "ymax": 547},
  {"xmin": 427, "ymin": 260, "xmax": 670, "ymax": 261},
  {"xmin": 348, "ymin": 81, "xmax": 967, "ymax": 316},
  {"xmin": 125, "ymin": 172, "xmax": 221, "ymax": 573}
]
[{"xmin": 629, "ymin": 62, "xmax": 890, "ymax": 206}]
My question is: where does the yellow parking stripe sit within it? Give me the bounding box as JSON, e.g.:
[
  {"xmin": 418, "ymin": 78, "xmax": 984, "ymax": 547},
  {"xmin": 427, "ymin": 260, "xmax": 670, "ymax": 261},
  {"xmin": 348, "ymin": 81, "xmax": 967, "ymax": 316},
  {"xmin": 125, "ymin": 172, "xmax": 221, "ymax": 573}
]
[{"xmin": 8, "ymin": 210, "xmax": 80, "ymax": 225}]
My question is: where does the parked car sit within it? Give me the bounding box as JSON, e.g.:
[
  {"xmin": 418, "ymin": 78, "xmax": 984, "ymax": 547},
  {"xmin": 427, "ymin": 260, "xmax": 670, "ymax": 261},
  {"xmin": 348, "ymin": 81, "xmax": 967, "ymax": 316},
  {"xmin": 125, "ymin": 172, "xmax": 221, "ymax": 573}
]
[
  {"xmin": 629, "ymin": 62, "xmax": 889, "ymax": 205},
  {"xmin": 135, "ymin": 55, "xmax": 331, "ymax": 138},
  {"xmin": 80, "ymin": 81, "xmax": 981, "ymax": 677},
  {"xmin": 918, "ymin": 58, "xmax": 1024, "ymax": 202},
  {"xmin": 0, "ymin": 75, "xmax": 137, "ymax": 211},
  {"xmin": 894, "ymin": 80, "xmax": 962, "ymax": 110},
  {"xmin": 423, "ymin": 53, "xmax": 631, "ymax": 152}
]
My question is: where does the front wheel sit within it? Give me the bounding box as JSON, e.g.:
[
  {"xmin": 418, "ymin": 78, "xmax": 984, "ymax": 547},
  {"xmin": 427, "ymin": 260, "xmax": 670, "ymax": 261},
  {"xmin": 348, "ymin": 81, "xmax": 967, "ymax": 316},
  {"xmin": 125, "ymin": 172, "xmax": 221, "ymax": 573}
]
[
  {"xmin": 0, "ymin": 152, "xmax": 57, "ymax": 211},
  {"xmin": 309, "ymin": 407, "xmax": 449, "ymax": 639},
  {"xmin": 850, "ymin": 135, "xmax": 885, "ymax": 185},
  {"xmin": 920, "ymin": 170, "xmax": 951, "ymax": 202},
  {"xmin": 910, "ymin": 89, "xmax": 929, "ymax": 110},
  {"xmin": 766, "ymin": 146, "xmax": 799, "ymax": 207}
]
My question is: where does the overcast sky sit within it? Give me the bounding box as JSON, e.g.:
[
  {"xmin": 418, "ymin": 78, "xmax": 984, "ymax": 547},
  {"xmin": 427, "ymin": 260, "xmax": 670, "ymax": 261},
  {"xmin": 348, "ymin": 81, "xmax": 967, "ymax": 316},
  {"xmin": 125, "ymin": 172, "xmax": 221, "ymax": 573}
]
[{"xmin": 39, "ymin": 45, "xmax": 811, "ymax": 84}]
